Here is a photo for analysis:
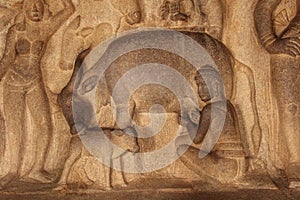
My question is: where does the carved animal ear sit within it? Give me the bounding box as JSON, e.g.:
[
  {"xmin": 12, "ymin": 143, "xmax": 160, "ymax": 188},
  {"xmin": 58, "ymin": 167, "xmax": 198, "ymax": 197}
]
[
  {"xmin": 80, "ymin": 75, "xmax": 98, "ymax": 95},
  {"xmin": 68, "ymin": 16, "xmax": 81, "ymax": 31},
  {"xmin": 79, "ymin": 27, "xmax": 94, "ymax": 38}
]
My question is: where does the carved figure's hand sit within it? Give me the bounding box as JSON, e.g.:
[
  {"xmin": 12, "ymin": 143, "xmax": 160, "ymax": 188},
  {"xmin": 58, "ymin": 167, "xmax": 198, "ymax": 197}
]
[
  {"xmin": 266, "ymin": 37, "xmax": 300, "ymax": 57},
  {"xmin": 59, "ymin": 60, "xmax": 73, "ymax": 71},
  {"xmin": 208, "ymin": 26, "xmax": 222, "ymax": 40}
]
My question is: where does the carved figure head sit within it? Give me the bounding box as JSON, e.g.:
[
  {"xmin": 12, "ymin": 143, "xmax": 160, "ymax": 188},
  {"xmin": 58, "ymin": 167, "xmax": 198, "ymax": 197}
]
[
  {"xmin": 195, "ymin": 65, "xmax": 225, "ymax": 102},
  {"xmin": 125, "ymin": 9, "xmax": 142, "ymax": 25},
  {"xmin": 111, "ymin": 0, "xmax": 142, "ymax": 25},
  {"xmin": 23, "ymin": 0, "xmax": 45, "ymax": 22}
]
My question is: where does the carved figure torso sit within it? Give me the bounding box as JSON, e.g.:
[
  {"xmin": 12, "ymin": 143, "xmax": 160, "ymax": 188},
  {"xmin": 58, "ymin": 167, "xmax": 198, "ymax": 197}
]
[
  {"xmin": 5, "ymin": 23, "xmax": 47, "ymax": 86},
  {"xmin": 193, "ymin": 100, "xmax": 245, "ymax": 158}
]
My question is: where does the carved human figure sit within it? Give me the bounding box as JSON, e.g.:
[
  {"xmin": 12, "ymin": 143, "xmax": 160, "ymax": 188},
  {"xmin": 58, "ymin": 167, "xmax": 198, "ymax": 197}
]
[
  {"xmin": 0, "ymin": 0, "xmax": 75, "ymax": 187},
  {"xmin": 198, "ymin": 0, "xmax": 223, "ymax": 40},
  {"xmin": 176, "ymin": 65, "xmax": 248, "ymax": 183},
  {"xmin": 58, "ymin": 0, "xmax": 142, "ymax": 71},
  {"xmin": 111, "ymin": 0, "xmax": 142, "ymax": 25},
  {"xmin": 159, "ymin": 0, "xmax": 195, "ymax": 21},
  {"xmin": 159, "ymin": 0, "xmax": 223, "ymax": 40},
  {"xmin": 254, "ymin": 0, "xmax": 300, "ymax": 188},
  {"xmin": 58, "ymin": 10, "xmax": 262, "ymax": 183}
]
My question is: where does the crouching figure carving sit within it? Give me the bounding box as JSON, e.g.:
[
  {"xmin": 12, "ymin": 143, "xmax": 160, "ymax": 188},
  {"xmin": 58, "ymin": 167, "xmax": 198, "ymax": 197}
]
[{"xmin": 176, "ymin": 65, "xmax": 248, "ymax": 184}]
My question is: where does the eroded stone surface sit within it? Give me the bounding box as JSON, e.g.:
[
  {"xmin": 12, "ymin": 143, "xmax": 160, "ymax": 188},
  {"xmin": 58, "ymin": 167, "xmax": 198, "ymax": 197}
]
[{"xmin": 0, "ymin": 0, "xmax": 299, "ymax": 199}]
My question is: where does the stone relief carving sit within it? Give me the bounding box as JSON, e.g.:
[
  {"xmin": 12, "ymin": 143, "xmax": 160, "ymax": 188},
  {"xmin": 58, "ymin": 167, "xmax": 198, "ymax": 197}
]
[
  {"xmin": 56, "ymin": 46, "xmax": 142, "ymax": 190},
  {"xmin": 255, "ymin": 0, "xmax": 300, "ymax": 188},
  {"xmin": 156, "ymin": 0, "xmax": 223, "ymax": 39},
  {"xmin": 0, "ymin": 0, "xmax": 298, "ymax": 198},
  {"xmin": 199, "ymin": 0, "xmax": 223, "ymax": 40},
  {"xmin": 111, "ymin": 0, "xmax": 141, "ymax": 26},
  {"xmin": 52, "ymin": 0, "xmax": 142, "ymax": 190},
  {"xmin": 0, "ymin": 6, "xmax": 15, "ymax": 28},
  {"xmin": 53, "ymin": 26, "xmax": 262, "ymax": 190},
  {"xmin": 159, "ymin": 0, "xmax": 195, "ymax": 22},
  {"xmin": 0, "ymin": 0, "xmax": 75, "ymax": 188},
  {"xmin": 176, "ymin": 65, "xmax": 248, "ymax": 184}
]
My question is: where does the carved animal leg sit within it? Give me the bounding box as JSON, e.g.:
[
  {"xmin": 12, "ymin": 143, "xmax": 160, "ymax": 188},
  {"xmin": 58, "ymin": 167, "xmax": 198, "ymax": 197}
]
[
  {"xmin": 102, "ymin": 154, "xmax": 113, "ymax": 190},
  {"xmin": 120, "ymin": 156, "xmax": 128, "ymax": 186},
  {"xmin": 110, "ymin": 155, "xmax": 128, "ymax": 188}
]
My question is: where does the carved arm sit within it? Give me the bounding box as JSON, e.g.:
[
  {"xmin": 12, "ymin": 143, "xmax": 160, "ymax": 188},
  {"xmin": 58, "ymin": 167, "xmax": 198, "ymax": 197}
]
[{"xmin": 0, "ymin": 25, "xmax": 17, "ymax": 81}]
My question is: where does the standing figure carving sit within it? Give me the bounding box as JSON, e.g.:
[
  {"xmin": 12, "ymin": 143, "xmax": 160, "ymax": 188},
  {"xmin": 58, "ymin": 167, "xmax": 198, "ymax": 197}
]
[
  {"xmin": 0, "ymin": 0, "xmax": 75, "ymax": 188},
  {"xmin": 255, "ymin": 0, "xmax": 300, "ymax": 188}
]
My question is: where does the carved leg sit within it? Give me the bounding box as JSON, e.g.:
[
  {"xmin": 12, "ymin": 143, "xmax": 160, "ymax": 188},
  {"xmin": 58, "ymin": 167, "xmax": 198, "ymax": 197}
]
[
  {"xmin": 115, "ymin": 103, "xmax": 141, "ymax": 171},
  {"xmin": 25, "ymin": 84, "xmax": 52, "ymax": 183},
  {"xmin": 102, "ymin": 154, "xmax": 112, "ymax": 190},
  {"xmin": 0, "ymin": 86, "xmax": 26, "ymax": 189},
  {"xmin": 54, "ymin": 137, "xmax": 82, "ymax": 191},
  {"xmin": 275, "ymin": 103, "xmax": 300, "ymax": 188},
  {"xmin": 177, "ymin": 145, "xmax": 241, "ymax": 184},
  {"xmin": 118, "ymin": 156, "xmax": 128, "ymax": 187},
  {"xmin": 271, "ymin": 57, "xmax": 300, "ymax": 188}
]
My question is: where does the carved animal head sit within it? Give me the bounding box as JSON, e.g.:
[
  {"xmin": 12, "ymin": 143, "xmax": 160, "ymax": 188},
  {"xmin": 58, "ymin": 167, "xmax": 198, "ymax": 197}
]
[
  {"xmin": 111, "ymin": 0, "xmax": 142, "ymax": 25},
  {"xmin": 108, "ymin": 129, "xmax": 139, "ymax": 158},
  {"xmin": 23, "ymin": 0, "xmax": 45, "ymax": 22}
]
